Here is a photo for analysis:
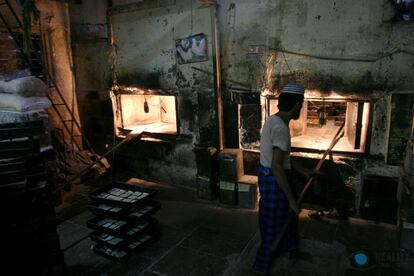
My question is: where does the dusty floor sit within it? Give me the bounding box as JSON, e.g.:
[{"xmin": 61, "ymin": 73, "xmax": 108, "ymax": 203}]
[{"xmin": 55, "ymin": 176, "xmax": 412, "ymax": 276}]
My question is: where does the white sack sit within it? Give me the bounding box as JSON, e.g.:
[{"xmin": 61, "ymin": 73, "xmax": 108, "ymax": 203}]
[
  {"xmin": 0, "ymin": 108, "xmax": 49, "ymax": 124},
  {"xmin": 0, "ymin": 76, "xmax": 49, "ymax": 97},
  {"xmin": 0, "ymin": 93, "xmax": 51, "ymax": 111}
]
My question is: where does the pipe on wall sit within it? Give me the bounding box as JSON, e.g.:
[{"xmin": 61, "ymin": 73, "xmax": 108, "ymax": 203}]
[{"xmin": 213, "ymin": 2, "xmax": 224, "ymax": 150}]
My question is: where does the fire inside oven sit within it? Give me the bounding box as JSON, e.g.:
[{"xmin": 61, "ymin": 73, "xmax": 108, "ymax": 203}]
[
  {"xmin": 111, "ymin": 88, "xmax": 178, "ymax": 137},
  {"xmin": 267, "ymin": 97, "xmax": 371, "ymax": 153}
]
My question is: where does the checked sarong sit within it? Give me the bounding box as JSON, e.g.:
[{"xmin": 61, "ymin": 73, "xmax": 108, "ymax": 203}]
[{"xmin": 252, "ymin": 164, "xmax": 299, "ymax": 273}]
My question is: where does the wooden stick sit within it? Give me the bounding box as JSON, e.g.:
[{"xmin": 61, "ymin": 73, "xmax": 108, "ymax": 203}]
[
  {"xmin": 270, "ymin": 122, "xmax": 345, "ymax": 252},
  {"xmin": 66, "ymin": 131, "xmax": 144, "ymax": 184}
]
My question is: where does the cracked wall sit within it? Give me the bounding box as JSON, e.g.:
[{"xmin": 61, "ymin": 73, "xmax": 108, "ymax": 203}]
[
  {"xmin": 218, "ymin": 0, "xmax": 414, "ymax": 171},
  {"xmin": 68, "ymin": 0, "xmax": 113, "ymax": 155},
  {"xmin": 74, "ymin": 0, "xmax": 414, "ymax": 190},
  {"xmin": 215, "ymin": 0, "xmax": 413, "ymax": 217},
  {"xmin": 218, "ymin": 0, "xmax": 414, "ymax": 94},
  {"xmin": 109, "ymin": 0, "xmax": 216, "ymax": 187}
]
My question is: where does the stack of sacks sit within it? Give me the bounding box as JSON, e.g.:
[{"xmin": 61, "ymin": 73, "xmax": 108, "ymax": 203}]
[{"xmin": 0, "ymin": 76, "xmax": 52, "ymax": 150}]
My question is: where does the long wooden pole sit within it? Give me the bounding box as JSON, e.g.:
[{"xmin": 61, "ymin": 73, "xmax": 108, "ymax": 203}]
[
  {"xmin": 270, "ymin": 122, "xmax": 345, "ymax": 252},
  {"xmin": 66, "ymin": 131, "xmax": 144, "ymax": 184}
]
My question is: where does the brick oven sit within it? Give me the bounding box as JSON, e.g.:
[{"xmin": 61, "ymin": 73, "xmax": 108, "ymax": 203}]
[
  {"xmin": 236, "ymin": 88, "xmax": 408, "ymax": 223},
  {"xmin": 236, "ymin": 89, "xmax": 373, "ymax": 154}
]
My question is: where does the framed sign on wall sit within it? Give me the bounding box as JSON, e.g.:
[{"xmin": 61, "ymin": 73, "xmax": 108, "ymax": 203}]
[
  {"xmin": 175, "ymin": 33, "xmax": 208, "ymax": 64},
  {"xmin": 393, "ymin": 0, "xmax": 414, "ymax": 21}
]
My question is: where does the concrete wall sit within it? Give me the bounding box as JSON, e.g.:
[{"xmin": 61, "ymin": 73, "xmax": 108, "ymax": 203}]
[
  {"xmin": 68, "ymin": 0, "xmax": 113, "ymax": 154},
  {"xmin": 216, "ymin": 0, "xmax": 414, "ymax": 169},
  {"xmin": 76, "ymin": 0, "xmax": 414, "ymax": 188},
  {"xmin": 109, "ymin": 0, "xmax": 217, "ymax": 186},
  {"xmin": 218, "ymin": 0, "xmax": 414, "ymax": 93},
  {"xmin": 110, "ymin": 0, "xmax": 215, "ymax": 90}
]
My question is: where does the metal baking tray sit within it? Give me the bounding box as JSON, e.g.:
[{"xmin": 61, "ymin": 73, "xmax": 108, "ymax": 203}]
[
  {"xmin": 0, "ymin": 159, "xmax": 26, "ymax": 174},
  {"xmin": 127, "ymin": 201, "xmax": 161, "ymax": 221},
  {"xmin": 91, "ymin": 228, "xmax": 160, "ymax": 253},
  {"xmin": 0, "ymin": 138, "xmax": 40, "ymax": 158},
  {"xmin": 88, "ymin": 200, "xmax": 161, "ymax": 221},
  {"xmin": 0, "ymin": 121, "xmax": 44, "ymax": 140},
  {"xmin": 90, "ymin": 231, "xmax": 127, "ymax": 249},
  {"xmin": 89, "ymin": 182, "xmax": 157, "ymax": 207},
  {"xmin": 0, "ymin": 179, "xmax": 27, "ymax": 193},
  {"xmin": 122, "ymin": 218, "xmax": 158, "ymax": 240},
  {"xmin": 92, "ymin": 243, "xmax": 129, "ymax": 261},
  {"xmin": 0, "ymin": 155, "xmax": 46, "ymax": 185},
  {"xmin": 88, "ymin": 202, "xmax": 130, "ymax": 218},
  {"xmin": 0, "ymin": 170, "xmax": 46, "ymax": 186},
  {"xmin": 0, "ymin": 179, "xmax": 48, "ymax": 198},
  {"xmin": 87, "ymin": 217, "xmax": 130, "ymax": 235},
  {"xmin": 124, "ymin": 231, "xmax": 160, "ymax": 252}
]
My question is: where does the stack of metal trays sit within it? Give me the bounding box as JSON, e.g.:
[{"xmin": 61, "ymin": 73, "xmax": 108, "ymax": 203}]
[
  {"xmin": 0, "ymin": 121, "xmax": 46, "ymax": 194},
  {"xmin": 87, "ymin": 181, "xmax": 161, "ymax": 260},
  {"xmin": 0, "ymin": 120, "xmax": 65, "ymax": 275},
  {"xmin": 0, "ymin": 121, "xmax": 44, "ymax": 140}
]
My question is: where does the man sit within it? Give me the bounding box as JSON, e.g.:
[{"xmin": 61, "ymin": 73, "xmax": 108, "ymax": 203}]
[{"xmin": 253, "ymin": 83, "xmax": 314, "ymax": 274}]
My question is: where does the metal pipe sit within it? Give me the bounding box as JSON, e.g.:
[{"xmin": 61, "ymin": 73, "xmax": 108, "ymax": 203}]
[{"xmin": 213, "ymin": 2, "xmax": 224, "ymax": 150}]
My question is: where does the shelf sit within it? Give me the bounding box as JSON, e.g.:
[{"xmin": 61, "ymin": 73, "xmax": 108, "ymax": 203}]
[
  {"xmin": 87, "ymin": 181, "xmax": 161, "ymax": 261},
  {"xmin": 89, "ymin": 200, "xmax": 161, "ymax": 221},
  {"xmin": 89, "ymin": 181, "xmax": 157, "ymax": 207}
]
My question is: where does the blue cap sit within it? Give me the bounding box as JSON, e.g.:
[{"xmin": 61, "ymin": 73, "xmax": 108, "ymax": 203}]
[{"xmin": 280, "ymin": 83, "xmax": 305, "ymax": 95}]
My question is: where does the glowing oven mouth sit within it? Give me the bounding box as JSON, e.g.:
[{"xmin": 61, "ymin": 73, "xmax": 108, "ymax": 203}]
[
  {"xmin": 266, "ymin": 92, "xmax": 371, "ymax": 153},
  {"xmin": 110, "ymin": 86, "xmax": 178, "ymax": 138},
  {"xmin": 238, "ymin": 90, "xmax": 372, "ymax": 154}
]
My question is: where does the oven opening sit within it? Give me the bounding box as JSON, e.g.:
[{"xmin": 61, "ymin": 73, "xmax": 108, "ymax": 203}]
[
  {"xmin": 110, "ymin": 87, "xmax": 178, "ymax": 138},
  {"xmin": 267, "ymin": 96, "xmax": 371, "ymax": 153}
]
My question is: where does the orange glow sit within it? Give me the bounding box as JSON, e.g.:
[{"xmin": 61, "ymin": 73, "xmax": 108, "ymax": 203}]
[
  {"xmin": 265, "ymin": 90, "xmax": 370, "ymax": 153},
  {"xmin": 110, "ymin": 89, "xmax": 177, "ymax": 137}
]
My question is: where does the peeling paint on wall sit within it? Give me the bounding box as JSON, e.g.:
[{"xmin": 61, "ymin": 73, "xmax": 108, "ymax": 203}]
[
  {"xmin": 387, "ymin": 93, "xmax": 414, "ymax": 165},
  {"xmin": 93, "ymin": 0, "xmax": 414, "ymax": 189},
  {"xmin": 107, "ymin": 1, "xmax": 216, "ymax": 187},
  {"xmin": 238, "ymin": 104, "xmax": 261, "ymax": 150},
  {"xmin": 219, "ymin": 0, "xmax": 414, "ymax": 94}
]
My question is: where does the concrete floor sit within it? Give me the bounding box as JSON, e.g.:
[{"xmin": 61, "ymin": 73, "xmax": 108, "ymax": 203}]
[{"xmin": 55, "ymin": 176, "xmax": 412, "ymax": 276}]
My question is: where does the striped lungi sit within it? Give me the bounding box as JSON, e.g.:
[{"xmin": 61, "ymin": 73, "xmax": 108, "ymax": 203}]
[{"xmin": 252, "ymin": 164, "xmax": 299, "ymax": 273}]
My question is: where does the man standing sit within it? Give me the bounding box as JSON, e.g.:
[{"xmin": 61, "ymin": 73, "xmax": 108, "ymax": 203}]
[{"xmin": 253, "ymin": 83, "xmax": 307, "ymax": 274}]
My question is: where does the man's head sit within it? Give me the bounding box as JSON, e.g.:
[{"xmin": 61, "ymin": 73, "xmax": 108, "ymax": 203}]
[{"xmin": 277, "ymin": 83, "xmax": 305, "ymax": 120}]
